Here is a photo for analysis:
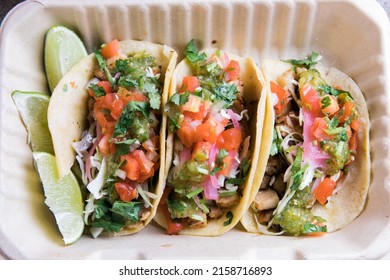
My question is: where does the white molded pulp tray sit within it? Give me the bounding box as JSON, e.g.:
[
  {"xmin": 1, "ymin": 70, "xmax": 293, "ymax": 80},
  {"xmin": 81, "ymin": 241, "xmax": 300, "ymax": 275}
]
[{"xmin": 1, "ymin": 0, "xmax": 390, "ymax": 259}]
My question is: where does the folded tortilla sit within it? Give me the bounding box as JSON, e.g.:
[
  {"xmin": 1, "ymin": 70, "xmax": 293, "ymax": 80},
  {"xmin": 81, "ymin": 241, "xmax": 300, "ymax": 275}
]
[
  {"xmin": 153, "ymin": 48, "xmax": 269, "ymax": 236},
  {"xmin": 48, "ymin": 40, "xmax": 177, "ymax": 235},
  {"xmin": 241, "ymin": 59, "xmax": 370, "ymax": 235}
]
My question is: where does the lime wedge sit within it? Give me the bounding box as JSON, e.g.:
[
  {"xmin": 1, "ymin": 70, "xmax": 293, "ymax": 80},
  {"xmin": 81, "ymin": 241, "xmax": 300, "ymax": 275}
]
[
  {"xmin": 11, "ymin": 91, "xmax": 54, "ymax": 154},
  {"xmin": 33, "ymin": 152, "xmax": 84, "ymax": 245},
  {"xmin": 44, "ymin": 26, "xmax": 87, "ymax": 92}
]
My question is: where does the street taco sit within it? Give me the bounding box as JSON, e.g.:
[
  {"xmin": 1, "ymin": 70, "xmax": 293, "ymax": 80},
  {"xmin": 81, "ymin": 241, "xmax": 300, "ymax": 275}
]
[
  {"xmin": 154, "ymin": 40, "xmax": 268, "ymax": 236},
  {"xmin": 48, "ymin": 40, "xmax": 177, "ymax": 236},
  {"xmin": 241, "ymin": 53, "xmax": 370, "ymax": 236}
]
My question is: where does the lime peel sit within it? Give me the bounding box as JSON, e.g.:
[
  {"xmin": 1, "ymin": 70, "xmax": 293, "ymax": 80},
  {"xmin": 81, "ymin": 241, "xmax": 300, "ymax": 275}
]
[
  {"xmin": 44, "ymin": 25, "xmax": 88, "ymax": 92},
  {"xmin": 33, "ymin": 152, "xmax": 84, "ymax": 245},
  {"xmin": 11, "ymin": 91, "xmax": 54, "ymax": 154}
]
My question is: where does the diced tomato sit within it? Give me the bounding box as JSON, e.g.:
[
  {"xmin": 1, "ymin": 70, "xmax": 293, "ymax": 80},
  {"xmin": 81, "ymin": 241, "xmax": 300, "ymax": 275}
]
[
  {"xmin": 314, "ymin": 178, "xmax": 336, "ymax": 205},
  {"xmin": 100, "ymin": 39, "xmax": 120, "ymax": 59},
  {"xmin": 224, "ymin": 60, "xmax": 240, "ymax": 82},
  {"xmin": 180, "ymin": 76, "xmax": 199, "ymax": 93},
  {"xmin": 349, "ymin": 131, "xmax": 358, "ymax": 153},
  {"xmin": 217, "ymin": 154, "xmax": 234, "ymax": 176},
  {"xmin": 192, "ymin": 141, "xmax": 211, "ymax": 162},
  {"xmin": 110, "ymin": 98, "xmax": 124, "ymax": 120},
  {"xmin": 177, "ymin": 119, "xmax": 197, "ymax": 148},
  {"xmin": 196, "ymin": 116, "xmax": 227, "ymax": 144},
  {"xmin": 338, "ymin": 101, "xmax": 355, "ymax": 124},
  {"xmin": 99, "ymin": 134, "xmax": 113, "ymax": 156},
  {"xmin": 350, "ymin": 119, "xmax": 359, "ymax": 131},
  {"xmin": 120, "ymin": 155, "xmax": 140, "ymax": 181},
  {"xmin": 158, "ymin": 188, "xmax": 183, "ymax": 235},
  {"xmin": 216, "ymin": 128, "xmax": 242, "ymax": 151},
  {"xmin": 311, "ymin": 117, "xmax": 334, "ymax": 142},
  {"xmin": 97, "ymin": 81, "xmax": 113, "ymax": 94},
  {"xmin": 161, "ymin": 203, "xmax": 183, "ymax": 235},
  {"xmin": 300, "ymin": 84, "xmax": 322, "ymax": 116},
  {"xmin": 270, "ymin": 81, "xmax": 290, "ymax": 115},
  {"xmin": 320, "ymin": 95, "xmax": 339, "ymax": 115},
  {"xmin": 95, "ymin": 111, "xmax": 108, "ymax": 130},
  {"xmin": 181, "ymin": 94, "xmax": 203, "ymax": 113},
  {"xmin": 183, "ymin": 101, "xmax": 206, "ymax": 121},
  {"xmin": 132, "ymin": 150, "xmax": 155, "ymax": 183},
  {"xmin": 114, "ymin": 182, "xmax": 138, "ymax": 202}
]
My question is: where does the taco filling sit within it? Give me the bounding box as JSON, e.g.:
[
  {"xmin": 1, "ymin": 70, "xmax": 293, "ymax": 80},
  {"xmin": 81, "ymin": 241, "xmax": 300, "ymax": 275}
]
[
  {"xmin": 252, "ymin": 53, "xmax": 363, "ymax": 235},
  {"xmin": 160, "ymin": 41, "xmax": 252, "ymax": 234},
  {"xmin": 72, "ymin": 40, "xmax": 165, "ymax": 237}
]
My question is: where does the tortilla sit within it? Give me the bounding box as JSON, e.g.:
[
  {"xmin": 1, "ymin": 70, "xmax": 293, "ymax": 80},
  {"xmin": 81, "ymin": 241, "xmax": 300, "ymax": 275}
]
[
  {"xmin": 48, "ymin": 40, "xmax": 178, "ymax": 235},
  {"xmin": 153, "ymin": 48, "xmax": 269, "ymax": 236},
  {"xmin": 240, "ymin": 59, "xmax": 370, "ymax": 234}
]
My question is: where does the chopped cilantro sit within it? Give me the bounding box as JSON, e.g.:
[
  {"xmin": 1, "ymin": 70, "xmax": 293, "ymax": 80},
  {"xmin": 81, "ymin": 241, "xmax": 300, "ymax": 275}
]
[
  {"xmin": 113, "ymin": 101, "xmax": 149, "ymax": 137},
  {"xmin": 318, "ymin": 84, "xmax": 353, "ymax": 100},
  {"xmin": 114, "ymin": 138, "xmax": 138, "ymax": 155},
  {"xmin": 223, "ymin": 211, "xmax": 233, "ymax": 226},
  {"xmin": 89, "ymin": 83, "xmax": 106, "ymax": 97},
  {"xmin": 184, "ymin": 39, "xmax": 207, "ymax": 63},
  {"xmin": 211, "ymin": 149, "xmax": 229, "ymax": 175},
  {"xmin": 118, "ymin": 76, "xmax": 139, "ymax": 89},
  {"xmin": 170, "ymin": 92, "xmax": 190, "ymax": 105},
  {"xmin": 285, "ymin": 51, "xmax": 320, "ymax": 69},
  {"xmin": 214, "ymin": 82, "xmax": 238, "ymax": 107},
  {"xmin": 321, "ymin": 96, "xmax": 331, "ymax": 109},
  {"xmin": 291, "ymin": 147, "xmax": 304, "ymax": 190},
  {"xmin": 94, "ymin": 49, "xmax": 116, "ymax": 85},
  {"xmin": 270, "ymin": 128, "xmax": 282, "ymax": 156},
  {"xmin": 142, "ymin": 81, "xmax": 161, "ymax": 110},
  {"xmin": 111, "ymin": 201, "xmax": 142, "ymax": 223}
]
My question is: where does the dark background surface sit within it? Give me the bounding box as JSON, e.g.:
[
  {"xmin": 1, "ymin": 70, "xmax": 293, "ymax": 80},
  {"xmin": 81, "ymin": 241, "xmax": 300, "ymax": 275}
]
[{"xmin": 1, "ymin": 0, "xmax": 390, "ymax": 26}]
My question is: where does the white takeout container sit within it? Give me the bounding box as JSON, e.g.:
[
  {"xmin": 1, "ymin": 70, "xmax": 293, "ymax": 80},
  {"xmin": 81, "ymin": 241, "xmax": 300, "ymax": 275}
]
[{"xmin": 1, "ymin": 0, "xmax": 390, "ymax": 259}]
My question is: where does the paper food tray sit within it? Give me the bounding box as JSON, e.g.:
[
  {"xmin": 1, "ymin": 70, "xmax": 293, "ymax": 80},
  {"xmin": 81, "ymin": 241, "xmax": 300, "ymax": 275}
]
[{"xmin": 0, "ymin": 0, "xmax": 389, "ymax": 259}]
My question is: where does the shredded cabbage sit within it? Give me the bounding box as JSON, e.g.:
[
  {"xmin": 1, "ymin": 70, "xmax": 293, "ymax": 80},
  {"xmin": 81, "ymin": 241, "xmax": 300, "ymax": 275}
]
[{"xmin": 87, "ymin": 157, "xmax": 107, "ymax": 199}]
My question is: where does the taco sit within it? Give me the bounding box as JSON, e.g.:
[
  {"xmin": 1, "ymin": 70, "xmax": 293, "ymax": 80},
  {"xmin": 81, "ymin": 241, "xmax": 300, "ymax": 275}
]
[
  {"xmin": 48, "ymin": 39, "xmax": 177, "ymax": 237},
  {"xmin": 153, "ymin": 40, "xmax": 268, "ymax": 236},
  {"xmin": 240, "ymin": 53, "xmax": 370, "ymax": 236}
]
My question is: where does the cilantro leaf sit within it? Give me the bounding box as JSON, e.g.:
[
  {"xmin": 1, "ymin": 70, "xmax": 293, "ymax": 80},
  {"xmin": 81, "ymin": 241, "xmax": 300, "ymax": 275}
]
[
  {"xmin": 285, "ymin": 51, "xmax": 320, "ymax": 69},
  {"xmin": 143, "ymin": 81, "xmax": 161, "ymax": 110},
  {"xmin": 321, "ymin": 96, "xmax": 331, "ymax": 109},
  {"xmin": 170, "ymin": 92, "xmax": 190, "ymax": 105},
  {"xmin": 113, "ymin": 101, "xmax": 149, "ymax": 137},
  {"xmin": 214, "ymin": 82, "xmax": 238, "ymax": 107},
  {"xmin": 118, "ymin": 76, "xmax": 139, "ymax": 89},
  {"xmin": 223, "ymin": 211, "xmax": 233, "ymax": 226},
  {"xmin": 184, "ymin": 39, "xmax": 207, "ymax": 63},
  {"xmin": 270, "ymin": 129, "xmax": 282, "ymax": 156},
  {"xmin": 90, "ymin": 218, "xmax": 124, "ymax": 233},
  {"xmin": 111, "ymin": 201, "xmax": 142, "ymax": 223},
  {"xmin": 114, "ymin": 138, "xmax": 138, "ymax": 155},
  {"xmin": 291, "ymin": 147, "xmax": 304, "ymax": 191},
  {"xmin": 318, "ymin": 84, "xmax": 353, "ymax": 99},
  {"xmin": 88, "ymin": 83, "xmax": 106, "ymax": 97},
  {"xmin": 94, "ymin": 49, "xmax": 116, "ymax": 85},
  {"xmin": 211, "ymin": 149, "xmax": 229, "ymax": 175}
]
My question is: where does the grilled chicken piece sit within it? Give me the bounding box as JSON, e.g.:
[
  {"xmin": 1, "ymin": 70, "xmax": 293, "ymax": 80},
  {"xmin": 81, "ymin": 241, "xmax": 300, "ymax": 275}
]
[
  {"xmin": 256, "ymin": 209, "xmax": 274, "ymax": 223},
  {"xmin": 217, "ymin": 193, "xmax": 240, "ymax": 208},
  {"xmin": 253, "ymin": 189, "xmax": 279, "ymax": 211},
  {"xmin": 208, "ymin": 206, "xmax": 224, "ymax": 219},
  {"xmin": 188, "ymin": 214, "xmax": 207, "ymax": 228}
]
